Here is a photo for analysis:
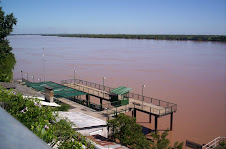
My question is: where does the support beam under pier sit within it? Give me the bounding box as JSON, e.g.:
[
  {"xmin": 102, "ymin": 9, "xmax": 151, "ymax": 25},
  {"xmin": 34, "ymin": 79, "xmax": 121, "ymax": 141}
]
[
  {"xmin": 149, "ymin": 113, "xmax": 152, "ymax": 123},
  {"xmin": 155, "ymin": 116, "xmax": 158, "ymax": 133},
  {"xmin": 86, "ymin": 95, "xmax": 90, "ymax": 106},
  {"xmin": 170, "ymin": 113, "xmax": 173, "ymax": 131},
  {"xmin": 133, "ymin": 109, "xmax": 136, "ymax": 118},
  {"xmin": 100, "ymin": 98, "xmax": 103, "ymax": 108}
]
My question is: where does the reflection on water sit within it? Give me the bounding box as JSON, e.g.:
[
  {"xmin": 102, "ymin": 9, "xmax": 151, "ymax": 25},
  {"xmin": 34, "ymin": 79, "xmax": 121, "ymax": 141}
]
[{"xmin": 9, "ymin": 35, "xmax": 226, "ymax": 145}]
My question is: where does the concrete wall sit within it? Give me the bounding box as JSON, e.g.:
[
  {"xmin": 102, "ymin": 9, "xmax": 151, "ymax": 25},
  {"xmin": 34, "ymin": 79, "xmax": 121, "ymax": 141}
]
[{"xmin": 77, "ymin": 127, "xmax": 108, "ymax": 138}]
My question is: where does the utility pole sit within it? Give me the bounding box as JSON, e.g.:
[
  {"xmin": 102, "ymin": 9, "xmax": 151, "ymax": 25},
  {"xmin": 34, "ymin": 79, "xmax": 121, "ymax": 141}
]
[
  {"xmin": 103, "ymin": 77, "xmax": 106, "ymax": 99},
  {"xmin": 43, "ymin": 48, "xmax": 46, "ymax": 82},
  {"xmin": 142, "ymin": 85, "xmax": 145, "ymax": 109},
  {"xmin": 74, "ymin": 70, "xmax": 76, "ymax": 86}
]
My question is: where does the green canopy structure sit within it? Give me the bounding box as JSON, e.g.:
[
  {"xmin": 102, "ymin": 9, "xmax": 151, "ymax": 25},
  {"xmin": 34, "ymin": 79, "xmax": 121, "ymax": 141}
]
[
  {"xmin": 110, "ymin": 86, "xmax": 132, "ymax": 95},
  {"xmin": 25, "ymin": 81, "xmax": 87, "ymax": 98}
]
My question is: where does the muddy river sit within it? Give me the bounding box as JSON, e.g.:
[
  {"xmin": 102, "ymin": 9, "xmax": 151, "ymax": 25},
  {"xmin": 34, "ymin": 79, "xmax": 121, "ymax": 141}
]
[{"xmin": 9, "ymin": 35, "xmax": 226, "ymax": 145}]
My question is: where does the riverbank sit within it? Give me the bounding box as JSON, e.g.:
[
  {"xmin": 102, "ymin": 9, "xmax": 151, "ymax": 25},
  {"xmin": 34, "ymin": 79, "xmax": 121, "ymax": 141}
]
[{"xmin": 40, "ymin": 34, "xmax": 226, "ymax": 42}]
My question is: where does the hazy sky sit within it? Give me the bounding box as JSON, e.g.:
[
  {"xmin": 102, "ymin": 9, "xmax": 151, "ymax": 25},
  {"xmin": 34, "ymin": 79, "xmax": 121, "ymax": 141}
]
[{"xmin": 1, "ymin": 0, "xmax": 226, "ymax": 35}]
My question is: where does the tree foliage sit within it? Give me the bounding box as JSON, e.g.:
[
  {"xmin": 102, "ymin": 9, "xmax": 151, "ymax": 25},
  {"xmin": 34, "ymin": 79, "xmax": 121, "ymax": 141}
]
[
  {"xmin": 107, "ymin": 114, "xmax": 184, "ymax": 149},
  {"xmin": 215, "ymin": 141, "xmax": 226, "ymax": 149},
  {"xmin": 107, "ymin": 113, "xmax": 151, "ymax": 149},
  {"xmin": 43, "ymin": 34, "xmax": 226, "ymax": 42},
  {"xmin": 151, "ymin": 130, "xmax": 183, "ymax": 149},
  {"xmin": 0, "ymin": 5, "xmax": 17, "ymax": 82},
  {"xmin": 0, "ymin": 86, "xmax": 94, "ymax": 148}
]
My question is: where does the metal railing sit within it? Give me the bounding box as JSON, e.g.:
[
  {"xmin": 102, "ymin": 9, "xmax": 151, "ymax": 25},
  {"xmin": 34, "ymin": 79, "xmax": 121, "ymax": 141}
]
[
  {"xmin": 61, "ymin": 78, "xmax": 177, "ymax": 115},
  {"xmin": 202, "ymin": 137, "xmax": 226, "ymax": 149},
  {"xmin": 62, "ymin": 81, "xmax": 111, "ymax": 99},
  {"xmin": 61, "ymin": 79, "xmax": 114, "ymax": 94}
]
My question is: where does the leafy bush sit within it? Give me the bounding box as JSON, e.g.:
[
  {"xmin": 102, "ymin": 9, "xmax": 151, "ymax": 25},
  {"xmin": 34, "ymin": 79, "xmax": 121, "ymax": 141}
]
[
  {"xmin": 151, "ymin": 130, "xmax": 183, "ymax": 149},
  {"xmin": 215, "ymin": 140, "xmax": 226, "ymax": 149},
  {"xmin": 0, "ymin": 6, "xmax": 17, "ymax": 82},
  {"xmin": 107, "ymin": 113, "xmax": 183, "ymax": 149},
  {"xmin": 0, "ymin": 86, "xmax": 94, "ymax": 148},
  {"xmin": 107, "ymin": 113, "xmax": 151, "ymax": 149}
]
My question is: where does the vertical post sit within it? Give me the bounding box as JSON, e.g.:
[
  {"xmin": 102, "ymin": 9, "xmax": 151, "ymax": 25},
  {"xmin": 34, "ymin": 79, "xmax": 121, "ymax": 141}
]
[
  {"xmin": 155, "ymin": 116, "xmax": 158, "ymax": 133},
  {"xmin": 43, "ymin": 48, "xmax": 46, "ymax": 82},
  {"xmin": 20, "ymin": 71, "xmax": 23, "ymax": 80},
  {"xmin": 100, "ymin": 98, "xmax": 103, "ymax": 108},
  {"xmin": 134, "ymin": 109, "xmax": 136, "ymax": 118},
  {"xmin": 86, "ymin": 94, "xmax": 90, "ymax": 106},
  {"xmin": 74, "ymin": 70, "xmax": 76, "ymax": 87},
  {"xmin": 170, "ymin": 112, "xmax": 173, "ymax": 131},
  {"xmin": 31, "ymin": 76, "xmax": 34, "ymax": 82},
  {"xmin": 142, "ymin": 85, "xmax": 145, "ymax": 109},
  {"xmin": 103, "ymin": 77, "xmax": 106, "ymax": 99},
  {"xmin": 149, "ymin": 110, "xmax": 152, "ymax": 133},
  {"xmin": 25, "ymin": 73, "xmax": 28, "ymax": 81},
  {"xmin": 149, "ymin": 113, "xmax": 152, "ymax": 123}
]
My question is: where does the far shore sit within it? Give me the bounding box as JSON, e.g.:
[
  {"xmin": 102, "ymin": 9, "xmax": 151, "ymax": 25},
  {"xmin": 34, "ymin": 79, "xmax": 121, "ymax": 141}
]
[{"xmin": 10, "ymin": 34, "xmax": 226, "ymax": 42}]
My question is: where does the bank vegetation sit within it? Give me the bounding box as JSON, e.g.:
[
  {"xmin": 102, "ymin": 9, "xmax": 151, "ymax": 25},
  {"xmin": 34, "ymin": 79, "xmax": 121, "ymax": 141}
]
[{"xmin": 42, "ymin": 34, "xmax": 226, "ymax": 42}]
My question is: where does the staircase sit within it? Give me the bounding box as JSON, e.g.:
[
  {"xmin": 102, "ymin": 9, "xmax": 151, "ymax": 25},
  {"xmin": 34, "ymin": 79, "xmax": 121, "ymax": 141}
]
[{"xmin": 202, "ymin": 137, "xmax": 226, "ymax": 149}]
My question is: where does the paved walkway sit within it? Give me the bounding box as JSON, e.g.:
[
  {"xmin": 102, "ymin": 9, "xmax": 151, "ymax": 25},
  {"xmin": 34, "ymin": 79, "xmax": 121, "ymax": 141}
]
[{"xmin": 57, "ymin": 98, "xmax": 108, "ymax": 121}]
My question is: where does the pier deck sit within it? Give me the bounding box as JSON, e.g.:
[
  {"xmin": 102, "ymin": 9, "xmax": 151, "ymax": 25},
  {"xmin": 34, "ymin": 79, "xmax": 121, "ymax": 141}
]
[{"xmin": 62, "ymin": 81, "xmax": 176, "ymax": 117}]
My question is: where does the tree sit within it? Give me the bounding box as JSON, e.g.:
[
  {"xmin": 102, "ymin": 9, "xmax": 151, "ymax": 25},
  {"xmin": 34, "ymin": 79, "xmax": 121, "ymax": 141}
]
[
  {"xmin": 107, "ymin": 113, "xmax": 184, "ymax": 149},
  {"xmin": 0, "ymin": 86, "xmax": 94, "ymax": 148},
  {"xmin": 107, "ymin": 114, "xmax": 151, "ymax": 149},
  {"xmin": 151, "ymin": 130, "xmax": 183, "ymax": 149},
  {"xmin": 0, "ymin": 5, "xmax": 17, "ymax": 82}
]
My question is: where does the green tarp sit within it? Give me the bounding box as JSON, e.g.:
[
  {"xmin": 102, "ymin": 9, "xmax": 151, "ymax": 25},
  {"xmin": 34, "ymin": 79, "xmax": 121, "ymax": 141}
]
[{"xmin": 25, "ymin": 81, "xmax": 87, "ymax": 98}]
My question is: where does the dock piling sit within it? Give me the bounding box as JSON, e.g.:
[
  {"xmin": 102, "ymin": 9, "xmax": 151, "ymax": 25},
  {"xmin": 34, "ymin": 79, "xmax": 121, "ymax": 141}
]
[
  {"xmin": 170, "ymin": 113, "xmax": 173, "ymax": 131},
  {"xmin": 155, "ymin": 116, "xmax": 158, "ymax": 133}
]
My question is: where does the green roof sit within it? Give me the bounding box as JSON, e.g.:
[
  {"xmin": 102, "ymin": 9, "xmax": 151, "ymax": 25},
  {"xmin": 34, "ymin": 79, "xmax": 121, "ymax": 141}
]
[
  {"xmin": 25, "ymin": 81, "xmax": 87, "ymax": 98},
  {"xmin": 110, "ymin": 86, "xmax": 132, "ymax": 95}
]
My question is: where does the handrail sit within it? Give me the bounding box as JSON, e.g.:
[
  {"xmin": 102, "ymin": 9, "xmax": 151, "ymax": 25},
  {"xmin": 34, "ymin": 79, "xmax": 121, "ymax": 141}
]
[{"xmin": 202, "ymin": 136, "xmax": 226, "ymax": 149}]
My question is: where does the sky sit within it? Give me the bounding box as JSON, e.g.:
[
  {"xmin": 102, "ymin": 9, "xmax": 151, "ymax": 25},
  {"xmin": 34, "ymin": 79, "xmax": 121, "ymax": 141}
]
[{"xmin": 1, "ymin": 0, "xmax": 226, "ymax": 35}]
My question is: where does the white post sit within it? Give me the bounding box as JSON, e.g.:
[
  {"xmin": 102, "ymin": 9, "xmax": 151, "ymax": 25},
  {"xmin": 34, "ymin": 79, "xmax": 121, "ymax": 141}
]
[
  {"xmin": 74, "ymin": 70, "xmax": 76, "ymax": 87},
  {"xmin": 43, "ymin": 48, "xmax": 46, "ymax": 82},
  {"xmin": 31, "ymin": 75, "xmax": 34, "ymax": 82},
  {"xmin": 142, "ymin": 85, "xmax": 145, "ymax": 109},
  {"xmin": 25, "ymin": 73, "xmax": 28, "ymax": 81},
  {"xmin": 103, "ymin": 77, "xmax": 106, "ymax": 98},
  {"xmin": 20, "ymin": 71, "xmax": 23, "ymax": 79}
]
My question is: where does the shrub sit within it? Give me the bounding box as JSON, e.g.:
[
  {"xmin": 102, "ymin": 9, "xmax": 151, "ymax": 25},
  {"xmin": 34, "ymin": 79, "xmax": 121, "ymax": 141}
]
[{"xmin": 0, "ymin": 86, "xmax": 94, "ymax": 149}]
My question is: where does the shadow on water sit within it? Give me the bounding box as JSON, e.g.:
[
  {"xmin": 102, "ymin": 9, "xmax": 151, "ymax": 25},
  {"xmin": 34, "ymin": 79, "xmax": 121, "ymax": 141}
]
[{"xmin": 142, "ymin": 125, "xmax": 170, "ymax": 135}]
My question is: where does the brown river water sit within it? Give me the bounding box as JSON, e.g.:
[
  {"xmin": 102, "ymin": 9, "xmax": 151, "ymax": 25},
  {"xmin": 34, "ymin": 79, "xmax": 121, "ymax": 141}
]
[{"xmin": 9, "ymin": 35, "xmax": 226, "ymax": 146}]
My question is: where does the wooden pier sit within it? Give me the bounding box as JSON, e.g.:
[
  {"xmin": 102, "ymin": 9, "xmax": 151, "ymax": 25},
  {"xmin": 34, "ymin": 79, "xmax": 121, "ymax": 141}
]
[{"xmin": 61, "ymin": 79, "xmax": 177, "ymax": 132}]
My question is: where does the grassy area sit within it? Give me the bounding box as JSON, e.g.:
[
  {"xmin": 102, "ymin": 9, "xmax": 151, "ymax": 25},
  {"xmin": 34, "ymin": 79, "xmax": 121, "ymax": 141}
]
[{"xmin": 42, "ymin": 34, "xmax": 226, "ymax": 42}]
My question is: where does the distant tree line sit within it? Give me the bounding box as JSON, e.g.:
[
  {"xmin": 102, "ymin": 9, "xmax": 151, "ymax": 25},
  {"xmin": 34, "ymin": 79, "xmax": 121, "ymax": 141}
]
[{"xmin": 42, "ymin": 34, "xmax": 226, "ymax": 42}]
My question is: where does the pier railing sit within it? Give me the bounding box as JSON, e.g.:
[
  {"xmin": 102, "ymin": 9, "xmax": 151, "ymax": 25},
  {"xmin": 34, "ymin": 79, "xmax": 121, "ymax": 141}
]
[
  {"xmin": 61, "ymin": 79, "xmax": 177, "ymax": 115},
  {"xmin": 61, "ymin": 79, "xmax": 114, "ymax": 93}
]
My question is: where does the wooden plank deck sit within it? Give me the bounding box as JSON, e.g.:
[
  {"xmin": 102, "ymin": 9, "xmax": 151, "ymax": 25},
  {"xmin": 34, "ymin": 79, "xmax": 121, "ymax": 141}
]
[{"xmin": 63, "ymin": 83, "xmax": 110, "ymax": 99}]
